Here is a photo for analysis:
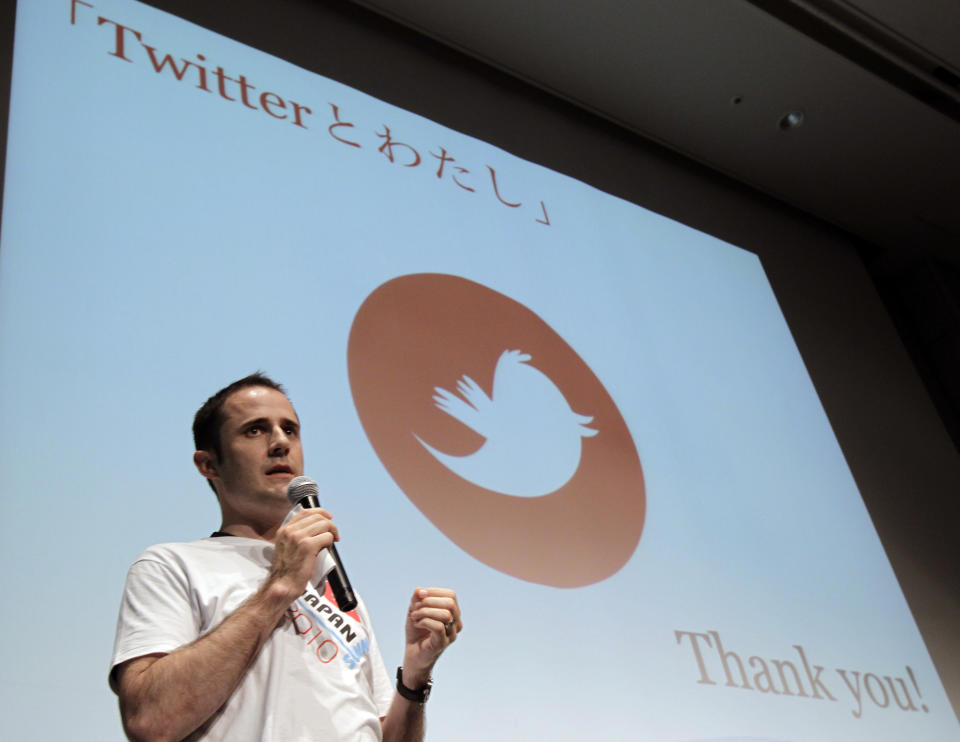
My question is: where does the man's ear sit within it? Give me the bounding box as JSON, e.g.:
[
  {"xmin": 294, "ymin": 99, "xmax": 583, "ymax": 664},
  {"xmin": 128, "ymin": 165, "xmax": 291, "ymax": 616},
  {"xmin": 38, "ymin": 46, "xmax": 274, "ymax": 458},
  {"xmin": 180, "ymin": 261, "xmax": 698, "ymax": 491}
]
[{"xmin": 194, "ymin": 450, "xmax": 218, "ymax": 480}]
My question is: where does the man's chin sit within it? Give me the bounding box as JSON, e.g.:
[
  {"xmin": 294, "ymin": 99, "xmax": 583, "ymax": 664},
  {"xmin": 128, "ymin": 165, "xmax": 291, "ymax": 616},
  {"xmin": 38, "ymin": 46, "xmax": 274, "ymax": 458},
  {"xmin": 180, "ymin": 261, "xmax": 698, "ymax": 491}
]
[
  {"xmin": 263, "ymin": 477, "xmax": 296, "ymax": 502},
  {"xmin": 265, "ymin": 471, "xmax": 296, "ymax": 484}
]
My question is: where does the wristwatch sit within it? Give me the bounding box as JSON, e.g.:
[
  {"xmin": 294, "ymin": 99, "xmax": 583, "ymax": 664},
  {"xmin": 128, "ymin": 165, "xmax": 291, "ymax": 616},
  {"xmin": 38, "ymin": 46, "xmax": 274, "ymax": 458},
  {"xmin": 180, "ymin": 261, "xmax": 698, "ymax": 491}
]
[{"xmin": 396, "ymin": 666, "xmax": 432, "ymax": 703}]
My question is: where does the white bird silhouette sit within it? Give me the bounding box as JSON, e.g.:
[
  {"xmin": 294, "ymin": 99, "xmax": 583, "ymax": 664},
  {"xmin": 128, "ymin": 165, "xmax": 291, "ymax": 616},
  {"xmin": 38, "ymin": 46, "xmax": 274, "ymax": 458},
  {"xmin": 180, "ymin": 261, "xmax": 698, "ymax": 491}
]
[{"xmin": 416, "ymin": 349, "xmax": 597, "ymax": 496}]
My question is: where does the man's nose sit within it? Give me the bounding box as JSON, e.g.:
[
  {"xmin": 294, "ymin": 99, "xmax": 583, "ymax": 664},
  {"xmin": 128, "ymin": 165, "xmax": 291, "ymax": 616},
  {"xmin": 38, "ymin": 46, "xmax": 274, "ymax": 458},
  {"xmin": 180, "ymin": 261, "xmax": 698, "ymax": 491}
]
[{"xmin": 269, "ymin": 427, "xmax": 290, "ymax": 456}]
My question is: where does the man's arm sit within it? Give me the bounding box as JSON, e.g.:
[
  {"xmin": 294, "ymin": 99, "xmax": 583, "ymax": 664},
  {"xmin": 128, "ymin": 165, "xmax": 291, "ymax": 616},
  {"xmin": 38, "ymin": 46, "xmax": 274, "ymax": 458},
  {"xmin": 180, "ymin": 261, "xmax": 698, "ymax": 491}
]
[
  {"xmin": 114, "ymin": 510, "xmax": 336, "ymax": 742},
  {"xmin": 381, "ymin": 588, "xmax": 463, "ymax": 742}
]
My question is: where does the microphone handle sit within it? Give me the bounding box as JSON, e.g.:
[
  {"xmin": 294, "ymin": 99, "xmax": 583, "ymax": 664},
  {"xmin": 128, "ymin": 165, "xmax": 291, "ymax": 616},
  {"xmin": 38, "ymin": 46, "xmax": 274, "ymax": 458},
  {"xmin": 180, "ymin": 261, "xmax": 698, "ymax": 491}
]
[
  {"xmin": 326, "ymin": 543, "xmax": 358, "ymax": 612},
  {"xmin": 296, "ymin": 493, "xmax": 358, "ymax": 612}
]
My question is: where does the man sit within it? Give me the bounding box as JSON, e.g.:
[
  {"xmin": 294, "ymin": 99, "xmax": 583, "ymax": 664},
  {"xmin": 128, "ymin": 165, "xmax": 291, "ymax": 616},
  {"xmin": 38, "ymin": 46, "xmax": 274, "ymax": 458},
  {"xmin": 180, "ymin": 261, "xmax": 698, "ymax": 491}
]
[{"xmin": 109, "ymin": 373, "xmax": 462, "ymax": 741}]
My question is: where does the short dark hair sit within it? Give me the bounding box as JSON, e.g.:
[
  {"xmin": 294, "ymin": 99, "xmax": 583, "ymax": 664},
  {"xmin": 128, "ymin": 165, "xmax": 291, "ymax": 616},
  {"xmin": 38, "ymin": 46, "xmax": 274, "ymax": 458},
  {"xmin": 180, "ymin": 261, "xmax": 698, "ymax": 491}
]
[{"xmin": 193, "ymin": 372, "xmax": 287, "ymax": 493}]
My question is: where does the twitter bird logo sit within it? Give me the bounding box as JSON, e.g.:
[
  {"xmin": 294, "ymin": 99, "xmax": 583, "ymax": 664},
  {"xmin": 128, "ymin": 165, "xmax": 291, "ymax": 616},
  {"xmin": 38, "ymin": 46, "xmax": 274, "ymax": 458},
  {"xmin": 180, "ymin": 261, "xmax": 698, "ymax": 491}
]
[{"xmin": 416, "ymin": 349, "xmax": 598, "ymax": 496}]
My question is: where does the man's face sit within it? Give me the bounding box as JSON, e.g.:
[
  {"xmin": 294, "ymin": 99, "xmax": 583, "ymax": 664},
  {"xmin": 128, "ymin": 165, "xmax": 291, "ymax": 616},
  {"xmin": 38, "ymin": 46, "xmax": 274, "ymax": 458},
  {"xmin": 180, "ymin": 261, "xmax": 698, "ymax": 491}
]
[{"xmin": 204, "ymin": 385, "xmax": 304, "ymax": 519}]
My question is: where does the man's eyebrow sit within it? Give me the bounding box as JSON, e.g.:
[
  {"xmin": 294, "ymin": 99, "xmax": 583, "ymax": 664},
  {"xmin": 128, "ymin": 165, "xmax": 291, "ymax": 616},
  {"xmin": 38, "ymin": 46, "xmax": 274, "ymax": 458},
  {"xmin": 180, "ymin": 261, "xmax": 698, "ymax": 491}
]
[
  {"xmin": 239, "ymin": 416, "xmax": 300, "ymax": 429},
  {"xmin": 239, "ymin": 416, "xmax": 270, "ymax": 428}
]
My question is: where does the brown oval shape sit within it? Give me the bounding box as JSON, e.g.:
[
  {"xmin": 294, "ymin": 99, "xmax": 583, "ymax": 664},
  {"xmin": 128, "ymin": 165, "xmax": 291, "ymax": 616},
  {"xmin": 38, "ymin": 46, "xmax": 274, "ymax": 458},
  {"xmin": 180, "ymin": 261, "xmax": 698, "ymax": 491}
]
[{"xmin": 347, "ymin": 273, "xmax": 645, "ymax": 587}]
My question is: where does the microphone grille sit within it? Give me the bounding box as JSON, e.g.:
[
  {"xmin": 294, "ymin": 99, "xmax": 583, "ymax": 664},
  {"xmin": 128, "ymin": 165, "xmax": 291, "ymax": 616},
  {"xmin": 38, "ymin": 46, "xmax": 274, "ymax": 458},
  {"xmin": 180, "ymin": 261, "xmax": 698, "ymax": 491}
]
[{"xmin": 287, "ymin": 475, "xmax": 319, "ymax": 505}]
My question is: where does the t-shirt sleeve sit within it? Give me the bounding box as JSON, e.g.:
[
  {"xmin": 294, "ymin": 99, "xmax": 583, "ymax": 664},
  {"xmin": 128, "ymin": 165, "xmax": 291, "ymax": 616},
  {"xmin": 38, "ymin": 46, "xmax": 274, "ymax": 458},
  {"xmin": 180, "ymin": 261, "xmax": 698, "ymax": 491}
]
[{"xmin": 108, "ymin": 557, "xmax": 200, "ymax": 692}]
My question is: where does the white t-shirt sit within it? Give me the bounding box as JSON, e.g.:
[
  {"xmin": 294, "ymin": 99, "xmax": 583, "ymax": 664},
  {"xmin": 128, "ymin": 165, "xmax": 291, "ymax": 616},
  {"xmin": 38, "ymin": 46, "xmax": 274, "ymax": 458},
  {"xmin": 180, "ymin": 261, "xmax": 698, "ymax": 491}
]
[{"xmin": 110, "ymin": 536, "xmax": 394, "ymax": 741}]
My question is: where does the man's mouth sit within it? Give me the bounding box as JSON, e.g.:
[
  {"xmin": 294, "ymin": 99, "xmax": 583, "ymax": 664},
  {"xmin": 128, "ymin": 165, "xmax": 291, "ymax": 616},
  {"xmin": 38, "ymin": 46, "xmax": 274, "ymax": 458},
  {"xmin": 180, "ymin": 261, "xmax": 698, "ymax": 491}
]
[{"xmin": 265, "ymin": 465, "xmax": 294, "ymax": 477}]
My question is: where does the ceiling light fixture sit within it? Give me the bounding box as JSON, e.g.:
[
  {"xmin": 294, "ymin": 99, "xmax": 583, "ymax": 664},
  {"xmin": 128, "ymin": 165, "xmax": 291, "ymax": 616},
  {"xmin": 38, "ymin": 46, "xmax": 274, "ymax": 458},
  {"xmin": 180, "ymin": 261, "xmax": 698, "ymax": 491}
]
[{"xmin": 779, "ymin": 110, "xmax": 805, "ymax": 130}]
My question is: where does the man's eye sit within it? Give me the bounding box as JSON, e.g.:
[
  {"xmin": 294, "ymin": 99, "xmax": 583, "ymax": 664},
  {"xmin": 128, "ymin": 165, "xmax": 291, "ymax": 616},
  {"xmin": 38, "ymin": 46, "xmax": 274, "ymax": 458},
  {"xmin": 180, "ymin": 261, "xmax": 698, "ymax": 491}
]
[{"xmin": 247, "ymin": 426, "xmax": 261, "ymax": 436}]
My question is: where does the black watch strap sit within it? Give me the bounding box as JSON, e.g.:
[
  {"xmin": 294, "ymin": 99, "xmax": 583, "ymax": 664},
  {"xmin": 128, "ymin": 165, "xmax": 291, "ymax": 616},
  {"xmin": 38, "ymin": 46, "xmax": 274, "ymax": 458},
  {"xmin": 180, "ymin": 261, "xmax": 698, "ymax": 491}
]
[{"xmin": 396, "ymin": 666, "xmax": 432, "ymax": 703}]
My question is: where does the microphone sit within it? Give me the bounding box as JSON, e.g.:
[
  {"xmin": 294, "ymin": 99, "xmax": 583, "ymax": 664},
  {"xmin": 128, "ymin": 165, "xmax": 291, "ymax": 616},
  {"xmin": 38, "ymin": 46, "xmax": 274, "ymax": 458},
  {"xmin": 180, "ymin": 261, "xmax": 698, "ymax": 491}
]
[{"xmin": 286, "ymin": 475, "xmax": 358, "ymax": 612}]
